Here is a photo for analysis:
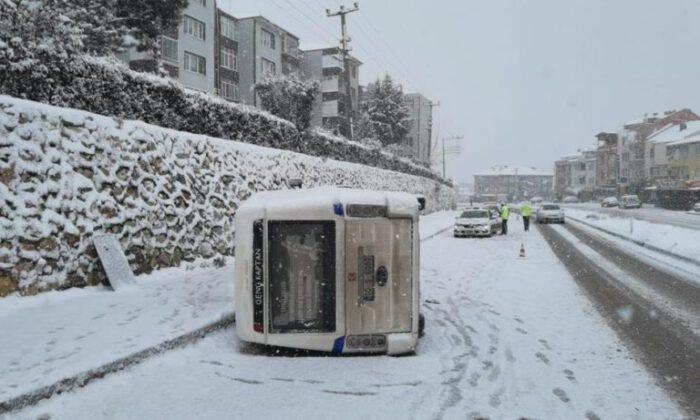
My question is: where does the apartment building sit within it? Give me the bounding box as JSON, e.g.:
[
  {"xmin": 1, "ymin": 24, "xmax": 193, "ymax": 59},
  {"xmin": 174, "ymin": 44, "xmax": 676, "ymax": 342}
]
[
  {"xmin": 402, "ymin": 93, "xmax": 433, "ymax": 163},
  {"xmin": 554, "ymin": 149, "xmax": 596, "ymax": 199},
  {"xmin": 594, "ymin": 132, "xmax": 618, "ymax": 195},
  {"xmin": 302, "ymin": 46, "xmax": 362, "ymax": 136},
  {"xmin": 215, "ymin": 9, "xmax": 240, "ymax": 102},
  {"xmin": 474, "ymin": 165, "xmax": 553, "ymax": 202},
  {"xmin": 236, "ymin": 15, "xmax": 302, "ymax": 106},
  {"xmin": 666, "ymin": 129, "xmax": 700, "ymax": 185},
  {"xmin": 119, "ymin": 0, "xmax": 217, "ymax": 94},
  {"xmin": 618, "ymin": 109, "xmax": 700, "ymax": 189}
]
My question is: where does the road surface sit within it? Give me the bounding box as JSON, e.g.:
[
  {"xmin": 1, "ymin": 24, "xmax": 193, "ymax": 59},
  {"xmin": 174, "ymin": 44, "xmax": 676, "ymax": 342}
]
[
  {"xmin": 538, "ymin": 221, "xmax": 700, "ymax": 417},
  {"xmin": 14, "ymin": 214, "xmax": 687, "ymax": 419}
]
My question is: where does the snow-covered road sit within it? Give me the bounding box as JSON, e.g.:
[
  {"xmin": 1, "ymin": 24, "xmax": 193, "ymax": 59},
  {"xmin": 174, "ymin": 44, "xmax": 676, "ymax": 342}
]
[
  {"xmin": 12, "ymin": 214, "xmax": 685, "ymax": 419},
  {"xmin": 564, "ymin": 203, "xmax": 700, "ymax": 231}
]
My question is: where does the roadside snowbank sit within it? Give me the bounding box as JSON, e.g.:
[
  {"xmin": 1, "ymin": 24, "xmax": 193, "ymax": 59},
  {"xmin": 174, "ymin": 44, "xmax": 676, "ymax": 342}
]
[{"xmin": 564, "ymin": 208, "xmax": 700, "ymax": 263}]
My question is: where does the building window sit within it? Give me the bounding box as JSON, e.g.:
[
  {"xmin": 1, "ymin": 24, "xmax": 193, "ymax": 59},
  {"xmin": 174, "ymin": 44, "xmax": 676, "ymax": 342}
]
[
  {"xmin": 221, "ymin": 47, "xmax": 236, "ymax": 70},
  {"xmin": 161, "ymin": 37, "xmax": 178, "ymax": 62},
  {"xmin": 220, "ymin": 80, "xmax": 239, "ymax": 101},
  {"xmin": 650, "ymin": 147, "xmax": 655, "ymax": 159},
  {"xmin": 351, "ymin": 64, "xmax": 357, "ymax": 79},
  {"xmin": 621, "ymin": 152, "xmax": 629, "ymax": 162},
  {"xmin": 183, "ymin": 51, "xmax": 206, "ymax": 75},
  {"xmin": 261, "ymin": 28, "xmax": 275, "ymax": 49},
  {"xmin": 220, "ymin": 15, "xmax": 235, "ymax": 39},
  {"xmin": 183, "ymin": 15, "xmax": 205, "ymax": 40},
  {"xmin": 261, "ymin": 57, "xmax": 276, "ymax": 75}
]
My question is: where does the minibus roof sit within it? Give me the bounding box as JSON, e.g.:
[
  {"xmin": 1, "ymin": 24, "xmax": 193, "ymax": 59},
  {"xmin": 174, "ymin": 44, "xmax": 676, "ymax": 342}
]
[{"xmin": 238, "ymin": 186, "xmax": 421, "ymax": 218}]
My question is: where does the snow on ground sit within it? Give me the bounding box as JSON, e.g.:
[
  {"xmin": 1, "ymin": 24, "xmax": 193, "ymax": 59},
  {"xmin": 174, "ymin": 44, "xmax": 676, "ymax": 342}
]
[
  {"xmin": 11, "ymin": 213, "xmax": 684, "ymax": 419},
  {"xmin": 550, "ymin": 224, "xmax": 700, "ymax": 337},
  {"xmin": 0, "ymin": 258, "xmax": 235, "ymax": 405},
  {"xmin": 563, "ymin": 207, "xmax": 700, "ymax": 263},
  {"xmin": 565, "ymin": 217, "xmax": 700, "ymax": 288},
  {"xmin": 0, "ymin": 212, "xmax": 456, "ymax": 411},
  {"xmin": 565, "ymin": 203, "xmax": 700, "ymax": 231}
]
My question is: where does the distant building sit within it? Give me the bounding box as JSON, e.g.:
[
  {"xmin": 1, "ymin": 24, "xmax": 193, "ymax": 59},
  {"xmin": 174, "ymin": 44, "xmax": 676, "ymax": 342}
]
[
  {"xmin": 474, "ymin": 165, "xmax": 553, "ymax": 202},
  {"xmin": 643, "ymin": 122, "xmax": 695, "ymax": 186},
  {"xmin": 119, "ymin": 0, "xmax": 218, "ymax": 94},
  {"xmin": 236, "ymin": 15, "xmax": 302, "ymax": 107},
  {"xmin": 302, "ymin": 45, "xmax": 361, "ymax": 136},
  {"xmin": 554, "ymin": 149, "xmax": 596, "ymax": 199},
  {"xmin": 666, "ymin": 129, "xmax": 700, "ymax": 186},
  {"xmin": 402, "ymin": 93, "xmax": 433, "ymax": 163},
  {"xmin": 618, "ymin": 109, "xmax": 700, "ymax": 191},
  {"xmin": 594, "ymin": 132, "xmax": 618, "ymax": 196}
]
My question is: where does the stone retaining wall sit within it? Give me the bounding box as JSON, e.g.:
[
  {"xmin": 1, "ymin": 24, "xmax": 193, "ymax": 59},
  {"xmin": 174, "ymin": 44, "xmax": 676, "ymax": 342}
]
[{"xmin": 0, "ymin": 96, "xmax": 456, "ymax": 296}]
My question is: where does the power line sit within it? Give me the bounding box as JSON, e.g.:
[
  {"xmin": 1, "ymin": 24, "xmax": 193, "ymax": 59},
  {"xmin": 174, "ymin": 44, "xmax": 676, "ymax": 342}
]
[{"xmin": 268, "ymin": 0, "xmax": 334, "ymax": 43}]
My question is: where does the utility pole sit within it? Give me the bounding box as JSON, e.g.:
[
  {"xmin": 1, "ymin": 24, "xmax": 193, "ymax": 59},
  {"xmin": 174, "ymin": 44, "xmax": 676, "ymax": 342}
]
[
  {"xmin": 441, "ymin": 135, "xmax": 463, "ymax": 179},
  {"xmin": 426, "ymin": 100, "xmax": 440, "ymax": 161},
  {"xmin": 327, "ymin": 3, "xmax": 359, "ymax": 140}
]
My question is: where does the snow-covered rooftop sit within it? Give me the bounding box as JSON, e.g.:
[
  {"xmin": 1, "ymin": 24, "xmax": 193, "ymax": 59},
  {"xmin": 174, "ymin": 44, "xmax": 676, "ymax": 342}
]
[
  {"xmin": 474, "ymin": 165, "xmax": 553, "ymax": 177},
  {"xmin": 668, "ymin": 131, "xmax": 700, "ymax": 146},
  {"xmin": 299, "ymin": 42, "xmax": 336, "ymax": 51},
  {"xmin": 648, "ymin": 121, "xmax": 700, "ymax": 144}
]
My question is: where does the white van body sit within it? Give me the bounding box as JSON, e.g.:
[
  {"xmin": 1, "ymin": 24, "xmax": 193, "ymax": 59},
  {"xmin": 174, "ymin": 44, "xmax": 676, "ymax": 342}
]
[{"xmin": 234, "ymin": 187, "xmax": 421, "ymax": 355}]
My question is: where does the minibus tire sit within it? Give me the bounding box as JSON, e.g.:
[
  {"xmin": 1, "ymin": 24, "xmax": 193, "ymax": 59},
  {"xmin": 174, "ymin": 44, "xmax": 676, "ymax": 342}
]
[{"xmin": 419, "ymin": 313, "xmax": 425, "ymax": 337}]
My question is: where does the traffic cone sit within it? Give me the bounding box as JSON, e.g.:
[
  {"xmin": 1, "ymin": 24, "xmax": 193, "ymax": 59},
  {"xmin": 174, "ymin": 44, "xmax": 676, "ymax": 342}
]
[{"xmin": 519, "ymin": 243, "xmax": 526, "ymax": 258}]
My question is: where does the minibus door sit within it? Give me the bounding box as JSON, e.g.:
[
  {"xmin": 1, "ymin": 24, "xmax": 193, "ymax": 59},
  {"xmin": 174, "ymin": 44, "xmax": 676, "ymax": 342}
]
[{"xmin": 345, "ymin": 218, "xmax": 413, "ymax": 343}]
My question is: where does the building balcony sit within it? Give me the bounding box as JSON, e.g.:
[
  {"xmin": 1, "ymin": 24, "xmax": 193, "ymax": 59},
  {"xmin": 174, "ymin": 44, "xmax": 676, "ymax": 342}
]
[
  {"xmin": 322, "ymin": 77, "xmax": 341, "ymax": 93},
  {"xmin": 322, "ymin": 54, "xmax": 343, "ymax": 70},
  {"xmin": 322, "ymin": 100, "xmax": 339, "ymax": 117},
  {"xmin": 282, "ymin": 48, "xmax": 301, "ymax": 61}
]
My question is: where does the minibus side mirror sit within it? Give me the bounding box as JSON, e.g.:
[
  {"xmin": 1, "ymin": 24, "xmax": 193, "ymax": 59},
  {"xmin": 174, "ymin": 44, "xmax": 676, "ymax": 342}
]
[{"xmin": 417, "ymin": 197, "xmax": 426, "ymax": 211}]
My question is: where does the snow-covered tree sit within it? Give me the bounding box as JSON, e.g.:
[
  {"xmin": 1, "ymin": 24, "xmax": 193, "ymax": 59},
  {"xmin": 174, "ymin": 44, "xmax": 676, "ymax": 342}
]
[
  {"xmin": 255, "ymin": 74, "xmax": 320, "ymax": 130},
  {"xmin": 356, "ymin": 74, "xmax": 412, "ymax": 146},
  {"xmin": 115, "ymin": 0, "xmax": 188, "ymax": 58},
  {"xmin": 0, "ymin": 0, "xmax": 85, "ymax": 98},
  {"xmin": 50, "ymin": 0, "xmax": 127, "ymax": 55}
]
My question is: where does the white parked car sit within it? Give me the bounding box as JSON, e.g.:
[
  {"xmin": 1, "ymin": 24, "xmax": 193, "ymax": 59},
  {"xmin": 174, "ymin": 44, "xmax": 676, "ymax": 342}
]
[
  {"xmin": 536, "ymin": 203, "xmax": 565, "ymax": 224},
  {"xmin": 601, "ymin": 196, "xmax": 618, "ymax": 208},
  {"xmin": 562, "ymin": 196, "xmax": 580, "ymax": 203},
  {"xmin": 454, "ymin": 208, "xmax": 501, "ymax": 237},
  {"xmin": 619, "ymin": 194, "xmax": 642, "ymax": 209},
  {"xmin": 692, "ymin": 202, "xmax": 700, "ymax": 213}
]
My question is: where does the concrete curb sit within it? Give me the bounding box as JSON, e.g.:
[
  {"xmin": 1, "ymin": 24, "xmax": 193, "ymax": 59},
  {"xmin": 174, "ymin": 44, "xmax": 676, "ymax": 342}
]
[
  {"xmin": 421, "ymin": 226, "xmax": 453, "ymax": 242},
  {"xmin": 0, "ymin": 313, "xmax": 235, "ymax": 415},
  {"xmin": 567, "ymin": 216, "xmax": 700, "ymax": 269}
]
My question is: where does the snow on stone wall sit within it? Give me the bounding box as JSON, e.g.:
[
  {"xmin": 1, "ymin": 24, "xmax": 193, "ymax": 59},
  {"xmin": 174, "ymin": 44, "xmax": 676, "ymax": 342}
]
[{"xmin": 0, "ymin": 96, "xmax": 456, "ymax": 296}]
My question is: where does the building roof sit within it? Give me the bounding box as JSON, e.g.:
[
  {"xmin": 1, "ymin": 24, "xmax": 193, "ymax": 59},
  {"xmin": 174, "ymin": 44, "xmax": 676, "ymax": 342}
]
[
  {"xmin": 299, "ymin": 44, "xmax": 363, "ymax": 65},
  {"xmin": 299, "ymin": 42, "xmax": 336, "ymax": 51},
  {"xmin": 233, "ymin": 14, "xmax": 300, "ymax": 39},
  {"xmin": 668, "ymin": 130, "xmax": 700, "ymax": 146},
  {"xmin": 647, "ymin": 121, "xmax": 700, "ymax": 144},
  {"xmin": 474, "ymin": 165, "xmax": 553, "ymax": 177}
]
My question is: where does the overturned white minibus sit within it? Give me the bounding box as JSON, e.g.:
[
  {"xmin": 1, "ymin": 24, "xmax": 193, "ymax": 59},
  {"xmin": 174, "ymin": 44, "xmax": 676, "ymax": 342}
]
[{"xmin": 234, "ymin": 186, "xmax": 423, "ymax": 355}]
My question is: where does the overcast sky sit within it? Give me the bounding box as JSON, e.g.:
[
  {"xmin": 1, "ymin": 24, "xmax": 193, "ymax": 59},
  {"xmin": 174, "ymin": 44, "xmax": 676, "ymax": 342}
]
[{"xmin": 219, "ymin": 0, "xmax": 700, "ymax": 184}]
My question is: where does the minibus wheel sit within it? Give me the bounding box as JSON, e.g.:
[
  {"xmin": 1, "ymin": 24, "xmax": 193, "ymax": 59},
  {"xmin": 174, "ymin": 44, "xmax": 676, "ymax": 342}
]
[{"xmin": 419, "ymin": 313, "xmax": 425, "ymax": 337}]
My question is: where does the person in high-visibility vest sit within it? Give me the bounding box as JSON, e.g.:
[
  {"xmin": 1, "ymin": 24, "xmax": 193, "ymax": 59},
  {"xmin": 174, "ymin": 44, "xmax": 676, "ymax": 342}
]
[
  {"xmin": 521, "ymin": 201, "xmax": 533, "ymax": 231},
  {"xmin": 500, "ymin": 203, "xmax": 510, "ymax": 235}
]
